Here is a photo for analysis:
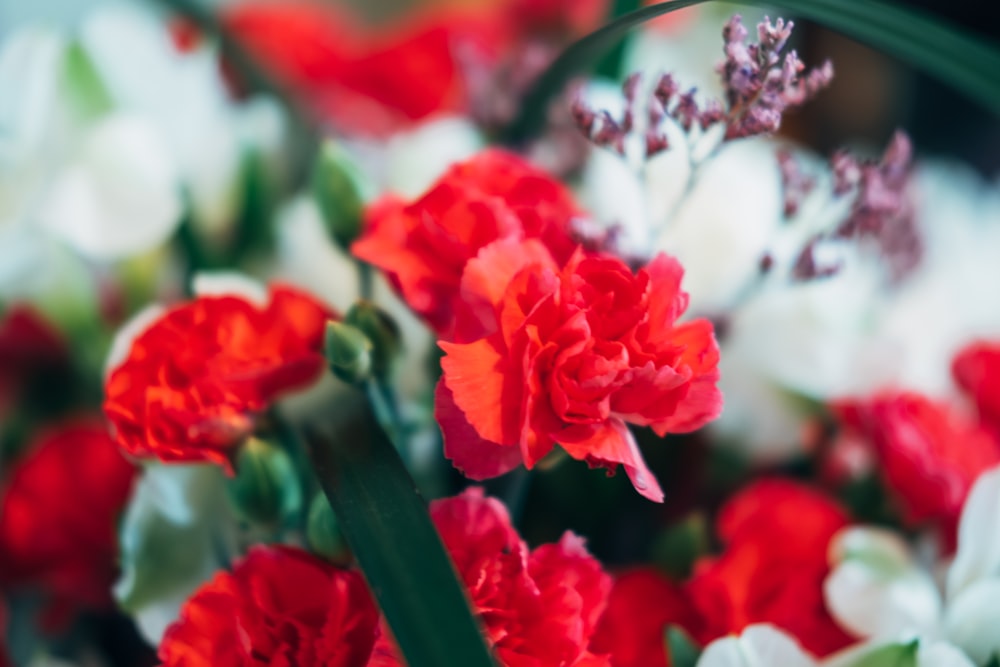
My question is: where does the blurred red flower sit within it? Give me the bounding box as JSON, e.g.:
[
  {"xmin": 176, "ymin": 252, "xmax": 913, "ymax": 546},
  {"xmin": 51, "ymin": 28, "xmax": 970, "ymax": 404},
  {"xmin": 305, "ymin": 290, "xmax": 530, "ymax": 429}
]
[
  {"xmin": 0, "ymin": 420, "xmax": 136, "ymax": 624},
  {"xmin": 159, "ymin": 546, "xmax": 379, "ymax": 667},
  {"xmin": 352, "ymin": 150, "xmax": 582, "ymax": 337},
  {"xmin": 953, "ymin": 340, "xmax": 1000, "ymax": 431},
  {"xmin": 590, "ymin": 480, "xmax": 852, "ymax": 665},
  {"xmin": 437, "ymin": 245, "xmax": 721, "ymax": 502},
  {"xmin": 590, "ymin": 569, "xmax": 700, "ymax": 667},
  {"xmin": 103, "ymin": 285, "xmax": 332, "ymax": 469},
  {"xmin": 223, "ymin": 2, "xmax": 504, "ymax": 135},
  {"xmin": 222, "ymin": 0, "xmax": 609, "ymax": 135},
  {"xmin": 0, "ymin": 305, "xmax": 71, "ymax": 422},
  {"xmin": 835, "ymin": 393, "xmax": 1000, "ymax": 548},
  {"xmin": 685, "ymin": 479, "xmax": 853, "ymax": 657},
  {"xmin": 373, "ymin": 488, "xmax": 612, "ymax": 666}
]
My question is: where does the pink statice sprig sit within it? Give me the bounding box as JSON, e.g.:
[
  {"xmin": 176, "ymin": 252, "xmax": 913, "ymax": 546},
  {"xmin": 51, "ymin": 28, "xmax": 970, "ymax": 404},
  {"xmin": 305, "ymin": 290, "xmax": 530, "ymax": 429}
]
[{"xmin": 573, "ymin": 15, "xmax": 834, "ymax": 157}]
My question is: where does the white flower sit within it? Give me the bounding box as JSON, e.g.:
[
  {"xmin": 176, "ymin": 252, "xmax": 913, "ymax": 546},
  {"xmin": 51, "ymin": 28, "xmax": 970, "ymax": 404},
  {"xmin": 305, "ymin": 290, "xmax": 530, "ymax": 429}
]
[
  {"xmin": 696, "ymin": 625, "xmax": 817, "ymax": 667},
  {"xmin": 37, "ymin": 112, "xmax": 182, "ymax": 260},
  {"xmin": 824, "ymin": 465, "xmax": 1000, "ymax": 665},
  {"xmin": 115, "ymin": 464, "xmax": 237, "ymax": 645}
]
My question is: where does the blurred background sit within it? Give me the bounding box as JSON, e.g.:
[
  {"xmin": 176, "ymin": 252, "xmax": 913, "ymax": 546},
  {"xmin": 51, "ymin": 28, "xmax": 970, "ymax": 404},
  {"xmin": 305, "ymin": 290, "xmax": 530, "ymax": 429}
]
[{"xmin": 4, "ymin": 0, "xmax": 999, "ymax": 174}]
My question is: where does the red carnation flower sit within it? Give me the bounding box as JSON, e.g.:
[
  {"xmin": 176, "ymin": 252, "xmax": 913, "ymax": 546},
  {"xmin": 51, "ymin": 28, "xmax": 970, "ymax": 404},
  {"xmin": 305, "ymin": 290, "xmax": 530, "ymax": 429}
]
[
  {"xmin": 159, "ymin": 546, "xmax": 379, "ymax": 667},
  {"xmin": 835, "ymin": 393, "xmax": 1000, "ymax": 548},
  {"xmin": 352, "ymin": 150, "xmax": 582, "ymax": 338},
  {"xmin": 223, "ymin": 2, "xmax": 505, "ymax": 136},
  {"xmin": 0, "ymin": 305, "xmax": 71, "ymax": 423},
  {"xmin": 686, "ymin": 479, "xmax": 853, "ymax": 657},
  {"xmin": 0, "ymin": 420, "xmax": 136, "ymax": 622},
  {"xmin": 374, "ymin": 488, "xmax": 612, "ymax": 666},
  {"xmin": 590, "ymin": 569, "xmax": 700, "ymax": 667},
  {"xmin": 103, "ymin": 285, "xmax": 332, "ymax": 469},
  {"xmin": 589, "ymin": 481, "xmax": 851, "ymax": 665},
  {"xmin": 953, "ymin": 340, "xmax": 1000, "ymax": 431},
  {"xmin": 437, "ymin": 242, "xmax": 721, "ymax": 501}
]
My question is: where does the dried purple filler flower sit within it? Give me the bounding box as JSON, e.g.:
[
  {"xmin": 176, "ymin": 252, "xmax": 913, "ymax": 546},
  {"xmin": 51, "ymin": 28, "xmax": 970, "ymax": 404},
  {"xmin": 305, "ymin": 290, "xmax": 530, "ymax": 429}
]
[
  {"xmin": 720, "ymin": 16, "xmax": 834, "ymax": 139},
  {"xmin": 832, "ymin": 132, "xmax": 921, "ymax": 281},
  {"xmin": 777, "ymin": 149, "xmax": 816, "ymax": 217},
  {"xmin": 572, "ymin": 14, "xmax": 834, "ymax": 159}
]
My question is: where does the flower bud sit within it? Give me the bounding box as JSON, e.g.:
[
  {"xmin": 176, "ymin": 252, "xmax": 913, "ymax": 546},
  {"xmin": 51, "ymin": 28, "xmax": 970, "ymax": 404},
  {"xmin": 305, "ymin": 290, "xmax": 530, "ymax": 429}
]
[
  {"xmin": 324, "ymin": 320, "xmax": 373, "ymax": 385},
  {"xmin": 345, "ymin": 301, "xmax": 401, "ymax": 381},
  {"xmin": 226, "ymin": 437, "xmax": 303, "ymax": 527},
  {"xmin": 311, "ymin": 141, "xmax": 368, "ymax": 250},
  {"xmin": 306, "ymin": 493, "xmax": 350, "ymax": 564}
]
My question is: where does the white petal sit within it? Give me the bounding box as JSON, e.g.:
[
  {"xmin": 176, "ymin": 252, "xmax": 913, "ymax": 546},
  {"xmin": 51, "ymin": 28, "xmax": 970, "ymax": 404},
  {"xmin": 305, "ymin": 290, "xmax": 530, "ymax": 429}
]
[
  {"xmin": 944, "ymin": 578, "xmax": 1000, "ymax": 665},
  {"xmin": 697, "ymin": 625, "xmax": 817, "ymax": 667},
  {"xmin": 114, "ymin": 464, "xmax": 234, "ymax": 645},
  {"xmin": 38, "ymin": 113, "xmax": 182, "ymax": 259},
  {"xmin": 273, "ymin": 196, "xmax": 359, "ymax": 313},
  {"xmin": 824, "ymin": 527, "xmax": 942, "ymax": 640},
  {"xmin": 191, "ymin": 271, "xmax": 268, "ymax": 306},
  {"xmin": 385, "ymin": 115, "xmax": 483, "ymax": 198},
  {"xmin": 916, "ymin": 640, "xmax": 976, "ymax": 667},
  {"xmin": 947, "ymin": 465, "xmax": 1000, "ymax": 600}
]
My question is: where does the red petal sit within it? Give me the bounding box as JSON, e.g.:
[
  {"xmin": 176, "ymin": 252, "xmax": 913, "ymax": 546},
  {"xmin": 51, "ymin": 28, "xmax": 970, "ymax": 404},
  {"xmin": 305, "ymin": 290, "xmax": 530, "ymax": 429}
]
[
  {"xmin": 558, "ymin": 420, "xmax": 664, "ymax": 502},
  {"xmin": 435, "ymin": 381, "xmax": 523, "ymax": 480}
]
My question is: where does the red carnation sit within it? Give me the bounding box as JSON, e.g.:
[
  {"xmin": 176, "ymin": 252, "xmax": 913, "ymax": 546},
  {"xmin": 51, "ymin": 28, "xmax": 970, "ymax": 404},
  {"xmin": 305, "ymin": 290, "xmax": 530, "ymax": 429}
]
[
  {"xmin": 590, "ymin": 569, "xmax": 700, "ymax": 667},
  {"xmin": 374, "ymin": 488, "xmax": 612, "ymax": 666},
  {"xmin": 0, "ymin": 305, "xmax": 71, "ymax": 423},
  {"xmin": 159, "ymin": 546, "xmax": 379, "ymax": 667},
  {"xmin": 0, "ymin": 420, "xmax": 136, "ymax": 621},
  {"xmin": 103, "ymin": 285, "xmax": 332, "ymax": 469},
  {"xmin": 437, "ymin": 243, "xmax": 721, "ymax": 502},
  {"xmin": 589, "ymin": 481, "xmax": 851, "ymax": 665},
  {"xmin": 352, "ymin": 150, "xmax": 582, "ymax": 338},
  {"xmin": 835, "ymin": 393, "xmax": 1000, "ymax": 547},
  {"xmin": 685, "ymin": 479, "xmax": 853, "ymax": 657},
  {"xmin": 953, "ymin": 340, "xmax": 1000, "ymax": 431},
  {"xmin": 224, "ymin": 2, "xmax": 504, "ymax": 135}
]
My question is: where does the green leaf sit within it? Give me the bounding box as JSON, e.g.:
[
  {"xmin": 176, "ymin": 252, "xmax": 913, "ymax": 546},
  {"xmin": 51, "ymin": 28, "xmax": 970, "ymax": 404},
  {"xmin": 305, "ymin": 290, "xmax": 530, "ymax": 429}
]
[
  {"xmin": 305, "ymin": 386, "xmax": 496, "ymax": 667},
  {"xmin": 985, "ymin": 654, "xmax": 1000, "ymax": 667},
  {"xmin": 62, "ymin": 41, "xmax": 114, "ymax": 119},
  {"xmin": 665, "ymin": 625, "xmax": 702, "ymax": 667},
  {"xmin": 847, "ymin": 640, "xmax": 919, "ymax": 667},
  {"xmin": 503, "ymin": 0, "xmax": 1000, "ymax": 144}
]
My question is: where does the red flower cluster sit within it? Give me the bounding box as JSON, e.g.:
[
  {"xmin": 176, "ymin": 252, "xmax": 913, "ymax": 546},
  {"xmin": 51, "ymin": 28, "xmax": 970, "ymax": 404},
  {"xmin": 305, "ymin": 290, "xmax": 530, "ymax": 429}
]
[
  {"xmin": 438, "ymin": 247, "xmax": 721, "ymax": 502},
  {"xmin": 373, "ymin": 488, "xmax": 612, "ymax": 666},
  {"xmin": 0, "ymin": 421, "xmax": 136, "ymax": 621},
  {"xmin": 835, "ymin": 392, "xmax": 1000, "ymax": 546},
  {"xmin": 159, "ymin": 546, "xmax": 380, "ymax": 667},
  {"xmin": 353, "ymin": 149, "xmax": 582, "ymax": 337},
  {"xmin": 591, "ymin": 480, "xmax": 853, "ymax": 666},
  {"xmin": 103, "ymin": 285, "xmax": 332, "ymax": 469},
  {"xmin": 158, "ymin": 490, "xmax": 611, "ymax": 667}
]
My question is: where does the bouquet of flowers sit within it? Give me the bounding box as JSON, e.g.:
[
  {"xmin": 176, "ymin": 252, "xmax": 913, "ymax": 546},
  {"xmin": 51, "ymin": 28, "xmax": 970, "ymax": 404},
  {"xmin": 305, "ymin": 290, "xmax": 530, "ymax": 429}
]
[{"xmin": 1, "ymin": 0, "xmax": 999, "ymax": 666}]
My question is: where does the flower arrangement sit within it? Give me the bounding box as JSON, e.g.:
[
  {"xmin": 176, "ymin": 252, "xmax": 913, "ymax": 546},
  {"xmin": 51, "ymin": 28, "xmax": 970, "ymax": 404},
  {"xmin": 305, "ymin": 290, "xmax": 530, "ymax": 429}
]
[{"xmin": 1, "ymin": 1, "xmax": 1000, "ymax": 667}]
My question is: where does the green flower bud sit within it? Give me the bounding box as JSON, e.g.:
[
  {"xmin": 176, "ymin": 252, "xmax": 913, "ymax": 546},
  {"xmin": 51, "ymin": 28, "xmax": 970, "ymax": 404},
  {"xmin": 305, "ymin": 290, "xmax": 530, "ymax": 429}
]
[
  {"xmin": 226, "ymin": 437, "xmax": 303, "ymax": 528},
  {"xmin": 311, "ymin": 141, "xmax": 368, "ymax": 250},
  {"xmin": 306, "ymin": 493, "xmax": 350, "ymax": 564},
  {"xmin": 324, "ymin": 320, "xmax": 373, "ymax": 385},
  {"xmin": 345, "ymin": 301, "xmax": 401, "ymax": 380}
]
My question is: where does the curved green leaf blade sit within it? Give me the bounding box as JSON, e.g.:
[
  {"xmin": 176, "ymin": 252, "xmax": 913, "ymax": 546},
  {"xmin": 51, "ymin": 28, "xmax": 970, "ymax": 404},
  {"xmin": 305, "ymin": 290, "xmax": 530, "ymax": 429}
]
[
  {"xmin": 306, "ymin": 387, "xmax": 496, "ymax": 667},
  {"xmin": 503, "ymin": 0, "xmax": 1000, "ymax": 143}
]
